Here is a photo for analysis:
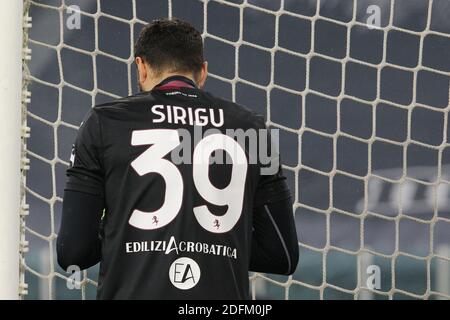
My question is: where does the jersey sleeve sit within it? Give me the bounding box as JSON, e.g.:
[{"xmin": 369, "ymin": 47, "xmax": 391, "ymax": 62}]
[
  {"xmin": 251, "ymin": 122, "xmax": 298, "ymax": 274},
  {"xmin": 253, "ymin": 165, "xmax": 291, "ymax": 207},
  {"xmin": 65, "ymin": 109, "xmax": 104, "ymax": 196},
  {"xmin": 253, "ymin": 124, "xmax": 291, "ymax": 207}
]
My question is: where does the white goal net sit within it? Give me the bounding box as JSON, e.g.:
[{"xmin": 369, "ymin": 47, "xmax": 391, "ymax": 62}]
[{"xmin": 21, "ymin": 0, "xmax": 450, "ymax": 299}]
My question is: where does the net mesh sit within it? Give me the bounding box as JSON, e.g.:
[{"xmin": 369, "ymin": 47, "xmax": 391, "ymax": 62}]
[{"xmin": 23, "ymin": 0, "xmax": 450, "ymax": 299}]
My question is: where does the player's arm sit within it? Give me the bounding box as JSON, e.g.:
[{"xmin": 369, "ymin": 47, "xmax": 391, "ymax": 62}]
[
  {"xmin": 250, "ymin": 169, "xmax": 299, "ymax": 275},
  {"xmin": 58, "ymin": 191, "xmax": 104, "ymax": 270},
  {"xmin": 57, "ymin": 109, "xmax": 105, "ymax": 271}
]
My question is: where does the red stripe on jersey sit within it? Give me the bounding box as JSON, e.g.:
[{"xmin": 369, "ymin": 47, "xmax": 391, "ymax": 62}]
[{"xmin": 155, "ymin": 80, "xmax": 195, "ymax": 90}]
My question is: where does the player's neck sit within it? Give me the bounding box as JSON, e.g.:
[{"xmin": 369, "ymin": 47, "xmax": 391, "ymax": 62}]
[{"xmin": 143, "ymin": 72, "xmax": 197, "ymax": 92}]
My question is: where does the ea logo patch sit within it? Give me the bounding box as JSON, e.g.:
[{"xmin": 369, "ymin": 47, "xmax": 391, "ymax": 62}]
[{"xmin": 169, "ymin": 257, "xmax": 201, "ymax": 290}]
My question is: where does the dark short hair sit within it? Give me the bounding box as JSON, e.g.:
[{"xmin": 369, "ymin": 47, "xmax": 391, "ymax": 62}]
[{"xmin": 134, "ymin": 18, "xmax": 204, "ymax": 77}]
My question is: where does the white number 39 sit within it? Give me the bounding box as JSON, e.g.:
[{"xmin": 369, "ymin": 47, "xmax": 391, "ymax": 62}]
[{"xmin": 129, "ymin": 129, "xmax": 248, "ymax": 233}]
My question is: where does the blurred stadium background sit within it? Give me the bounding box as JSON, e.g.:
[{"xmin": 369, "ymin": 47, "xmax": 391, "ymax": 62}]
[{"xmin": 24, "ymin": 0, "xmax": 450, "ymax": 299}]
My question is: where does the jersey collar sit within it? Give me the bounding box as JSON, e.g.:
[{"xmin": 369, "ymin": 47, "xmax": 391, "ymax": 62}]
[{"xmin": 153, "ymin": 75, "xmax": 197, "ymax": 90}]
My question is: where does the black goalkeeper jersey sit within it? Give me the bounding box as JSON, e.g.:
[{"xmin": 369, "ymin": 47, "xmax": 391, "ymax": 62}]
[{"xmin": 64, "ymin": 76, "xmax": 294, "ymax": 299}]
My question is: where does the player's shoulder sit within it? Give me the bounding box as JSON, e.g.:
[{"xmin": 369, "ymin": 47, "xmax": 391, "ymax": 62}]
[
  {"xmin": 92, "ymin": 91, "xmax": 158, "ymax": 113},
  {"xmin": 86, "ymin": 92, "xmax": 161, "ymax": 124},
  {"xmin": 201, "ymin": 90, "xmax": 266, "ymax": 130}
]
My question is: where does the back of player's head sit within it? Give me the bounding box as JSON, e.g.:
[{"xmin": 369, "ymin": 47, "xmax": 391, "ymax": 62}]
[{"xmin": 134, "ymin": 18, "xmax": 204, "ymax": 80}]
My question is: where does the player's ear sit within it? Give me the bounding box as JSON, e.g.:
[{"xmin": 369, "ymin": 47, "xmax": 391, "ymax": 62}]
[
  {"xmin": 197, "ymin": 61, "xmax": 208, "ymax": 88},
  {"xmin": 135, "ymin": 56, "xmax": 148, "ymax": 85}
]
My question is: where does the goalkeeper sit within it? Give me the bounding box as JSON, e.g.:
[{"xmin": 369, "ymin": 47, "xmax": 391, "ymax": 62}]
[{"xmin": 57, "ymin": 18, "xmax": 298, "ymax": 299}]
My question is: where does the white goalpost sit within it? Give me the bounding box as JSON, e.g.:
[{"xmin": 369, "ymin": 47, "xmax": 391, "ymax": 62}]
[
  {"xmin": 0, "ymin": 0, "xmax": 28, "ymax": 300},
  {"xmin": 3, "ymin": 0, "xmax": 450, "ymax": 300}
]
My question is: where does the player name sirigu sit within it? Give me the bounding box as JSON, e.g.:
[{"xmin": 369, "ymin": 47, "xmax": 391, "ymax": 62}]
[{"xmin": 151, "ymin": 104, "xmax": 224, "ymax": 127}]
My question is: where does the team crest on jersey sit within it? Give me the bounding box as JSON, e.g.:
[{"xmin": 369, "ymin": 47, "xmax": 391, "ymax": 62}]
[{"xmin": 169, "ymin": 257, "xmax": 201, "ymax": 290}]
